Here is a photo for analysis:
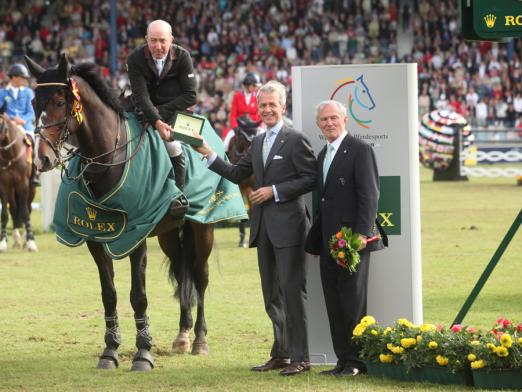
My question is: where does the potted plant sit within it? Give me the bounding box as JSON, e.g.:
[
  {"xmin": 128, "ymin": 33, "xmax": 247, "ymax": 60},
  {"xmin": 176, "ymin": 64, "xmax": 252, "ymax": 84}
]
[{"xmin": 469, "ymin": 318, "xmax": 522, "ymax": 389}]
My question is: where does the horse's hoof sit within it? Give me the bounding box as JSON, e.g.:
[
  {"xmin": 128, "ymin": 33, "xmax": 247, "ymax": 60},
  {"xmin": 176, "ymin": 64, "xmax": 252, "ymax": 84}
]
[
  {"xmin": 0, "ymin": 239, "xmax": 7, "ymax": 253},
  {"xmin": 172, "ymin": 332, "xmax": 191, "ymax": 354},
  {"xmin": 97, "ymin": 348, "xmax": 119, "ymax": 370},
  {"xmin": 25, "ymin": 240, "xmax": 38, "ymax": 252},
  {"xmin": 191, "ymin": 341, "xmax": 209, "ymax": 355},
  {"xmin": 97, "ymin": 358, "xmax": 118, "ymax": 370},
  {"xmin": 131, "ymin": 349, "xmax": 154, "ymax": 371}
]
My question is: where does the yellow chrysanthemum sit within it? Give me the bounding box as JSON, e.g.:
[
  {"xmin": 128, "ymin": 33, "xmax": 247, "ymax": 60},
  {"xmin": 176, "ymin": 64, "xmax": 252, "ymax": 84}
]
[
  {"xmin": 518, "ymin": 337, "xmax": 522, "ymax": 346},
  {"xmin": 379, "ymin": 354, "xmax": 394, "ymax": 363},
  {"xmin": 435, "ymin": 355, "xmax": 449, "ymax": 366},
  {"xmin": 467, "ymin": 354, "xmax": 476, "ymax": 362},
  {"xmin": 470, "ymin": 340, "xmax": 480, "ymax": 346},
  {"xmin": 352, "ymin": 324, "xmax": 366, "ymax": 336},
  {"xmin": 471, "ymin": 359, "xmax": 487, "ymax": 369},
  {"xmin": 360, "ymin": 315, "xmax": 376, "ymax": 326},
  {"xmin": 397, "ymin": 318, "xmax": 414, "ymax": 328},
  {"xmin": 487, "ymin": 343, "xmax": 496, "ymax": 352},
  {"xmin": 500, "ymin": 333, "xmax": 513, "ymax": 348},
  {"xmin": 383, "ymin": 327, "xmax": 392, "ymax": 335},
  {"xmin": 400, "ymin": 338, "xmax": 417, "ymax": 349},
  {"xmin": 416, "ymin": 335, "xmax": 422, "ymax": 343},
  {"xmin": 370, "ymin": 329, "xmax": 378, "ymax": 336},
  {"xmin": 337, "ymin": 251, "xmax": 345, "ymax": 259},
  {"xmin": 495, "ymin": 346, "xmax": 509, "ymax": 357},
  {"xmin": 420, "ymin": 323, "xmax": 436, "ymax": 332},
  {"xmin": 428, "ymin": 341, "xmax": 438, "ymax": 349}
]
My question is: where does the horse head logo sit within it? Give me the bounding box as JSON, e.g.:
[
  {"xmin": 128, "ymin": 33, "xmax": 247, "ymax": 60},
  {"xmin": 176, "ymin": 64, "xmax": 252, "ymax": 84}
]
[{"xmin": 330, "ymin": 74, "xmax": 376, "ymax": 129}]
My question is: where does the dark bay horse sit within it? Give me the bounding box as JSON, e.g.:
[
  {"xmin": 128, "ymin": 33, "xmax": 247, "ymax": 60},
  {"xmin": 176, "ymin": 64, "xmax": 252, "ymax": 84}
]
[
  {"xmin": 226, "ymin": 115, "xmax": 260, "ymax": 248},
  {"xmin": 25, "ymin": 54, "xmax": 213, "ymax": 371},
  {"xmin": 0, "ymin": 114, "xmax": 37, "ymax": 252}
]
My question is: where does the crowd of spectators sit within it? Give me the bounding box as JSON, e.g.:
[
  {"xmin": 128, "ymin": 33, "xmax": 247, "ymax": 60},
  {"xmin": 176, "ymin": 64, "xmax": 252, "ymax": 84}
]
[{"xmin": 1, "ymin": 0, "xmax": 521, "ymax": 139}]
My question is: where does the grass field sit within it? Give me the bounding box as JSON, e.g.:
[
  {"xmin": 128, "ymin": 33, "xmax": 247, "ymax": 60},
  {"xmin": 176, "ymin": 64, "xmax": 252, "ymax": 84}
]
[{"xmin": 0, "ymin": 166, "xmax": 521, "ymax": 391}]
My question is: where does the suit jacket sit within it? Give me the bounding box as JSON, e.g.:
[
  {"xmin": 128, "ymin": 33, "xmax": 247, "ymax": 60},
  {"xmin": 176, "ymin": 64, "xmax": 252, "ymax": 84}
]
[
  {"xmin": 126, "ymin": 44, "xmax": 197, "ymax": 125},
  {"xmin": 210, "ymin": 126, "xmax": 317, "ymax": 248},
  {"xmin": 305, "ymin": 133, "xmax": 385, "ymax": 254}
]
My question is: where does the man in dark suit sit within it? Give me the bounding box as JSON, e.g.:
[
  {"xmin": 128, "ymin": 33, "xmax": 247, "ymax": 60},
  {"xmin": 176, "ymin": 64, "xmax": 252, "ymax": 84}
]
[
  {"xmin": 305, "ymin": 100, "xmax": 385, "ymax": 377},
  {"xmin": 194, "ymin": 80, "xmax": 317, "ymax": 376},
  {"xmin": 126, "ymin": 19, "xmax": 196, "ymax": 191}
]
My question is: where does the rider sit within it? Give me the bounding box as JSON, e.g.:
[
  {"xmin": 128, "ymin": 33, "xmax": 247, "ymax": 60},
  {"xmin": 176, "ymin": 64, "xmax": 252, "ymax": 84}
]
[
  {"xmin": 0, "ymin": 63, "xmax": 39, "ymax": 186},
  {"xmin": 126, "ymin": 19, "xmax": 196, "ymax": 192},
  {"xmin": 224, "ymin": 72, "xmax": 262, "ymax": 152}
]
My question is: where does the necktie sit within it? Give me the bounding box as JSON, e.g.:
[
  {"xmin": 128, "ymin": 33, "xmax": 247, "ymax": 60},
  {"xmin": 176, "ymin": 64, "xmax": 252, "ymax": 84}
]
[
  {"xmin": 262, "ymin": 130, "xmax": 272, "ymax": 165},
  {"xmin": 155, "ymin": 59, "xmax": 163, "ymax": 75},
  {"xmin": 323, "ymin": 144, "xmax": 335, "ymax": 183}
]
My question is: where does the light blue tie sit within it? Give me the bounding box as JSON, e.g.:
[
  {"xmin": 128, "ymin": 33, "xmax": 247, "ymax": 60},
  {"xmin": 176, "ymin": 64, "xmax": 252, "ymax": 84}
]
[
  {"xmin": 262, "ymin": 130, "xmax": 273, "ymax": 165},
  {"xmin": 323, "ymin": 144, "xmax": 335, "ymax": 183}
]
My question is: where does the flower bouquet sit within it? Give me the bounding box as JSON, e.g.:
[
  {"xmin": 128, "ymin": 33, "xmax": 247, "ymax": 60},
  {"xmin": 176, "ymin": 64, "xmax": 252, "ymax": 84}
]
[{"xmin": 328, "ymin": 226, "xmax": 380, "ymax": 273}]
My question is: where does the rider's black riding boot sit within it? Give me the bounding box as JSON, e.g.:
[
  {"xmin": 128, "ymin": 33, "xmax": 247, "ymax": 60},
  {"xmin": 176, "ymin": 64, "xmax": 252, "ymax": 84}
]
[{"xmin": 169, "ymin": 153, "xmax": 188, "ymax": 219}]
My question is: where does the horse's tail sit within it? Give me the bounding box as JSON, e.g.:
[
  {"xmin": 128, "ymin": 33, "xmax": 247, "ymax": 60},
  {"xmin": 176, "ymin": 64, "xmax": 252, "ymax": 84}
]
[{"xmin": 168, "ymin": 221, "xmax": 197, "ymax": 308}]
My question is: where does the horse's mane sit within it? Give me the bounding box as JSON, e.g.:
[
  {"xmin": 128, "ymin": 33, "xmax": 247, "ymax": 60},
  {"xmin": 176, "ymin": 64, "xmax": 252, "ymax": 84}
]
[{"xmin": 70, "ymin": 63, "xmax": 125, "ymax": 116}]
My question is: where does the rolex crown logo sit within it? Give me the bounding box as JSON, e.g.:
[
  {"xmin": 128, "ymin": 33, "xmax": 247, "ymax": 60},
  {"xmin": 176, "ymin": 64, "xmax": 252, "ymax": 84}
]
[
  {"xmin": 484, "ymin": 13, "xmax": 496, "ymax": 28},
  {"xmin": 86, "ymin": 206, "xmax": 97, "ymax": 220}
]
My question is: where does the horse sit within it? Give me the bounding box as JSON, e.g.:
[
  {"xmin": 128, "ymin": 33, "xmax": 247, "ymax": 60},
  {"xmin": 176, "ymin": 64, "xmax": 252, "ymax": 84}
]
[
  {"xmin": 0, "ymin": 114, "xmax": 37, "ymax": 252},
  {"xmin": 25, "ymin": 54, "xmax": 213, "ymax": 371},
  {"xmin": 226, "ymin": 115, "xmax": 261, "ymax": 248}
]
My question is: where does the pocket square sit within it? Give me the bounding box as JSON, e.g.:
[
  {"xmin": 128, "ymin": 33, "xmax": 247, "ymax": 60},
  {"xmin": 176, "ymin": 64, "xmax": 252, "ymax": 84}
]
[{"xmin": 273, "ymin": 155, "xmax": 283, "ymax": 160}]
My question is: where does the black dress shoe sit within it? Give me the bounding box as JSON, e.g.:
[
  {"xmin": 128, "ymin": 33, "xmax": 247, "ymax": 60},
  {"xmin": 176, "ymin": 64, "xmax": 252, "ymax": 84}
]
[
  {"xmin": 319, "ymin": 362, "xmax": 346, "ymax": 375},
  {"xmin": 279, "ymin": 361, "xmax": 311, "ymax": 376},
  {"xmin": 251, "ymin": 357, "xmax": 290, "ymax": 372},
  {"xmin": 336, "ymin": 366, "xmax": 362, "ymax": 377}
]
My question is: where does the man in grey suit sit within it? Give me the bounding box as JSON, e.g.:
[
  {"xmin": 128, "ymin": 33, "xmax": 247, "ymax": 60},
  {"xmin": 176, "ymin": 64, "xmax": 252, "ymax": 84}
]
[
  {"xmin": 194, "ymin": 80, "xmax": 317, "ymax": 376},
  {"xmin": 305, "ymin": 100, "xmax": 386, "ymax": 377}
]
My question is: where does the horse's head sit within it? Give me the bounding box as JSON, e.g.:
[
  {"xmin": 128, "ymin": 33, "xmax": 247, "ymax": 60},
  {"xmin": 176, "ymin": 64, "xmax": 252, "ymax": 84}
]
[
  {"xmin": 0, "ymin": 114, "xmax": 10, "ymax": 144},
  {"xmin": 25, "ymin": 54, "xmax": 80, "ymax": 172},
  {"xmin": 354, "ymin": 75, "xmax": 376, "ymax": 112},
  {"xmin": 235, "ymin": 115, "xmax": 261, "ymax": 146}
]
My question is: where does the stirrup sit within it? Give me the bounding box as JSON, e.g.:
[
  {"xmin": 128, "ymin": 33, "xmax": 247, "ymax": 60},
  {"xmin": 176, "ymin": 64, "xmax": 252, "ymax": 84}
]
[{"xmin": 169, "ymin": 195, "xmax": 189, "ymax": 218}]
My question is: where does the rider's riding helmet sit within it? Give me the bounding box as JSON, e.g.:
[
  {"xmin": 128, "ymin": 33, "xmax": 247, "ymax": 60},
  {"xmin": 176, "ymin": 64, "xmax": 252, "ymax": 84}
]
[
  {"xmin": 243, "ymin": 72, "xmax": 259, "ymax": 87},
  {"xmin": 8, "ymin": 63, "xmax": 31, "ymax": 79}
]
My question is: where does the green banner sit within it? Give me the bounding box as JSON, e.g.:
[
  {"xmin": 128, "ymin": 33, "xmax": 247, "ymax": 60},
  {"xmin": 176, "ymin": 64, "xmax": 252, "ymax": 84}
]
[
  {"xmin": 473, "ymin": 0, "xmax": 522, "ymax": 38},
  {"xmin": 377, "ymin": 176, "xmax": 401, "ymax": 235}
]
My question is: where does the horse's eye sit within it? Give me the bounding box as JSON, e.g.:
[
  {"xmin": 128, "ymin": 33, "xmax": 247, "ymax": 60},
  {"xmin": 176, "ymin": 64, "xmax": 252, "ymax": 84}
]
[{"xmin": 57, "ymin": 101, "xmax": 66, "ymax": 107}]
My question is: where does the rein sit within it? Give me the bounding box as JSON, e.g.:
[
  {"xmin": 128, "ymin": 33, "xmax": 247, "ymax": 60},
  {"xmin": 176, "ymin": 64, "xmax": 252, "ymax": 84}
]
[{"xmin": 0, "ymin": 123, "xmax": 26, "ymax": 170}]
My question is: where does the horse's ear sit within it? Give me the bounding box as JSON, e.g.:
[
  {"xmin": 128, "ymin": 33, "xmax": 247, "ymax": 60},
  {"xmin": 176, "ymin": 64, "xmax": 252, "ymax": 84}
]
[
  {"xmin": 57, "ymin": 53, "xmax": 70, "ymax": 79},
  {"xmin": 24, "ymin": 56, "xmax": 45, "ymax": 78}
]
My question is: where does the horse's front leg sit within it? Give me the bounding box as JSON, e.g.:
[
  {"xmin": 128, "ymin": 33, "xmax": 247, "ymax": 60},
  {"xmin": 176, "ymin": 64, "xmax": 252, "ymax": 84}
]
[
  {"xmin": 191, "ymin": 223, "xmax": 213, "ymax": 355},
  {"xmin": 87, "ymin": 241, "xmax": 121, "ymax": 370},
  {"xmin": 0, "ymin": 197, "xmax": 8, "ymax": 252},
  {"xmin": 129, "ymin": 241, "xmax": 154, "ymax": 371}
]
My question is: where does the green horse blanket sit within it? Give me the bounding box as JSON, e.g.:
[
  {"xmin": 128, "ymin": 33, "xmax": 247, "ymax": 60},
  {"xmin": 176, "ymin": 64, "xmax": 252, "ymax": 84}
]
[{"xmin": 54, "ymin": 113, "xmax": 247, "ymax": 259}]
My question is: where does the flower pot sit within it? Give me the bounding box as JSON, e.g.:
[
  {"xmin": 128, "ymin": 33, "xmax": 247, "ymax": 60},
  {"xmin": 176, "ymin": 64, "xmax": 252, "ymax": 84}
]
[
  {"xmin": 366, "ymin": 362, "xmax": 412, "ymax": 381},
  {"xmin": 418, "ymin": 366, "xmax": 473, "ymax": 386},
  {"xmin": 473, "ymin": 368, "xmax": 522, "ymax": 390}
]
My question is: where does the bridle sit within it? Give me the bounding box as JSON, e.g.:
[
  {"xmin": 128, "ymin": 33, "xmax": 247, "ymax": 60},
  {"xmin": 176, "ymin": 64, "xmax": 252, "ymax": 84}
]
[
  {"xmin": 34, "ymin": 80, "xmax": 145, "ymax": 183},
  {"xmin": 230, "ymin": 128, "xmax": 256, "ymax": 159}
]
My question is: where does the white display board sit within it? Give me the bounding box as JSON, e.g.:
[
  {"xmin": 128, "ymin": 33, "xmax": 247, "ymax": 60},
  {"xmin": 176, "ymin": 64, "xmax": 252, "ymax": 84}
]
[{"xmin": 292, "ymin": 64, "xmax": 422, "ymax": 364}]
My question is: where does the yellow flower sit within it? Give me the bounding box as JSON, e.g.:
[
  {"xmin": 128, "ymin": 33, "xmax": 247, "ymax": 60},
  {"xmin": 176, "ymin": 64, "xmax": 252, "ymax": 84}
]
[
  {"xmin": 360, "ymin": 315, "xmax": 376, "ymax": 326},
  {"xmin": 420, "ymin": 323, "xmax": 436, "ymax": 332},
  {"xmin": 386, "ymin": 343, "xmax": 404, "ymax": 354},
  {"xmin": 500, "ymin": 333, "xmax": 513, "ymax": 348},
  {"xmin": 428, "ymin": 341, "xmax": 438, "ymax": 349},
  {"xmin": 518, "ymin": 337, "xmax": 522, "ymax": 346},
  {"xmin": 495, "ymin": 346, "xmax": 509, "ymax": 357},
  {"xmin": 435, "ymin": 355, "xmax": 449, "ymax": 366},
  {"xmin": 471, "ymin": 359, "xmax": 487, "ymax": 369},
  {"xmin": 371, "ymin": 329, "xmax": 378, "ymax": 336},
  {"xmin": 487, "ymin": 343, "xmax": 496, "ymax": 352},
  {"xmin": 383, "ymin": 327, "xmax": 392, "ymax": 335},
  {"xmin": 337, "ymin": 251, "xmax": 345, "ymax": 259},
  {"xmin": 400, "ymin": 338, "xmax": 417, "ymax": 348},
  {"xmin": 467, "ymin": 354, "xmax": 476, "ymax": 362},
  {"xmin": 397, "ymin": 318, "xmax": 414, "ymax": 328},
  {"xmin": 416, "ymin": 335, "xmax": 422, "ymax": 343},
  {"xmin": 353, "ymin": 323, "xmax": 366, "ymax": 336},
  {"xmin": 470, "ymin": 340, "xmax": 480, "ymax": 346},
  {"xmin": 379, "ymin": 354, "xmax": 394, "ymax": 363}
]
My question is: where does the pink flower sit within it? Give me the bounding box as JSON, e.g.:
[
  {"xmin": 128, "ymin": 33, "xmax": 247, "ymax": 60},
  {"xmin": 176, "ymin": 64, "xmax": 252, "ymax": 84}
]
[
  {"xmin": 436, "ymin": 323, "xmax": 443, "ymax": 332},
  {"xmin": 496, "ymin": 317, "xmax": 511, "ymax": 327},
  {"xmin": 338, "ymin": 239, "xmax": 347, "ymax": 248},
  {"xmin": 466, "ymin": 326, "xmax": 477, "ymax": 334},
  {"xmin": 451, "ymin": 324, "xmax": 463, "ymax": 333},
  {"xmin": 517, "ymin": 324, "xmax": 522, "ymax": 332}
]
